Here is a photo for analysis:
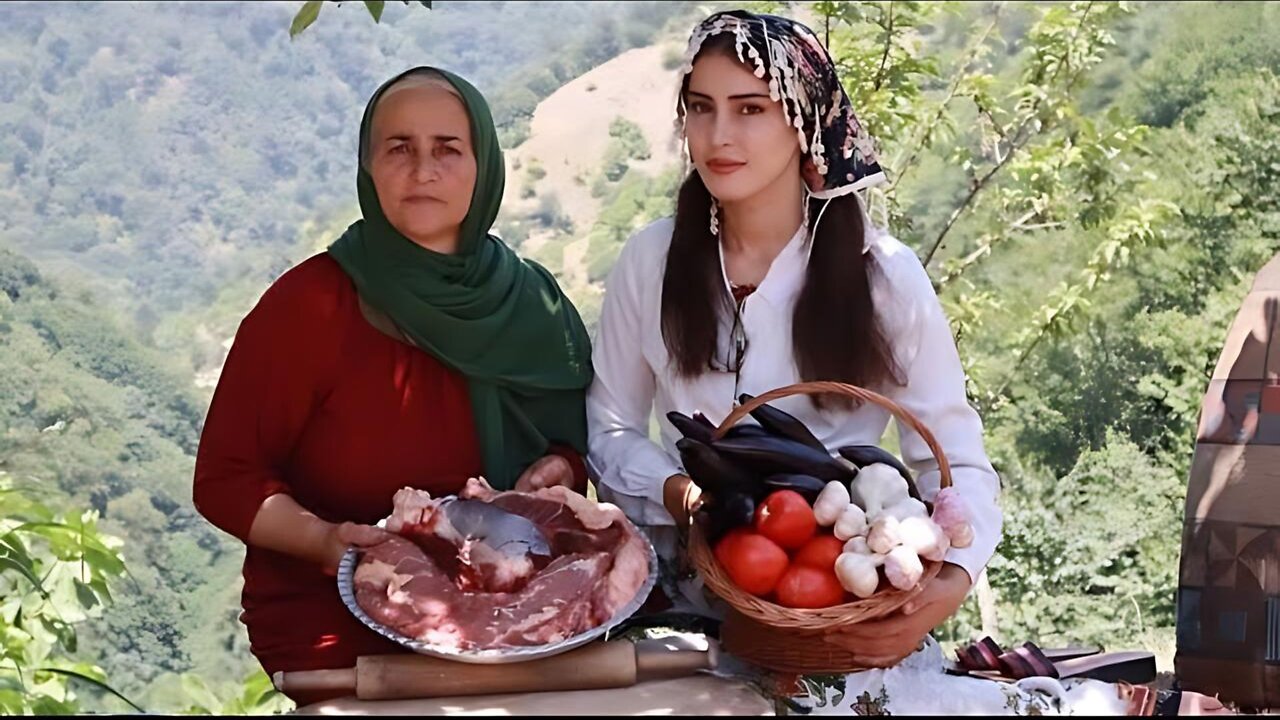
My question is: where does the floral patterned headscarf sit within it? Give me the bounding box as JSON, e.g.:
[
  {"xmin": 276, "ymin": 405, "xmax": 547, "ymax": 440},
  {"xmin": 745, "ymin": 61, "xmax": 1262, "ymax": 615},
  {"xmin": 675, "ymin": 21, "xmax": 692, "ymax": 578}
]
[{"xmin": 676, "ymin": 9, "xmax": 887, "ymax": 200}]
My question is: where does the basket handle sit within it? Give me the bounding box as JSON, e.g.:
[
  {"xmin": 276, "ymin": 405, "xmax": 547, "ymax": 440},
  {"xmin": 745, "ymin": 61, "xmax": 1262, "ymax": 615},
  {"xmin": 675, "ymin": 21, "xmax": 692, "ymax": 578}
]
[{"xmin": 710, "ymin": 381, "xmax": 952, "ymax": 490}]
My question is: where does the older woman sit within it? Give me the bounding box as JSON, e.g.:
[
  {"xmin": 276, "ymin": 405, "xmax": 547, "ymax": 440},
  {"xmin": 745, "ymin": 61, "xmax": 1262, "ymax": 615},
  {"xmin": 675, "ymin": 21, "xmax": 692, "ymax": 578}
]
[{"xmin": 193, "ymin": 67, "xmax": 591, "ymax": 704}]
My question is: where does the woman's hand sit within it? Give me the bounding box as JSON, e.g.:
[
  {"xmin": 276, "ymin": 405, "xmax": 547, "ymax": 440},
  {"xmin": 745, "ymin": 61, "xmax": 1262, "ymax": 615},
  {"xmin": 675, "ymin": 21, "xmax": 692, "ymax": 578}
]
[
  {"xmin": 514, "ymin": 454, "xmax": 576, "ymax": 492},
  {"xmin": 663, "ymin": 474, "xmax": 703, "ymax": 526},
  {"xmin": 822, "ymin": 562, "xmax": 972, "ymax": 667},
  {"xmin": 248, "ymin": 494, "xmax": 390, "ymax": 575},
  {"xmin": 319, "ymin": 521, "xmax": 391, "ymax": 576}
]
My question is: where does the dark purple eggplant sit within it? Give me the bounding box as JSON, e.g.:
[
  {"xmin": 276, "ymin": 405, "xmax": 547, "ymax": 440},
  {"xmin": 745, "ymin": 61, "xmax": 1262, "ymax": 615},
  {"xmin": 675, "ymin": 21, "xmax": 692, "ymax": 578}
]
[
  {"xmin": 761, "ymin": 473, "xmax": 827, "ymax": 502},
  {"xmin": 676, "ymin": 437, "xmax": 760, "ymax": 496},
  {"xmin": 696, "ymin": 491, "xmax": 756, "ymax": 543},
  {"xmin": 711, "ymin": 434, "xmax": 853, "ymax": 482},
  {"xmin": 837, "ymin": 445, "xmax": 921, "ymax": 500},
  {"xmin": 723, "ymin": 423, "xmax": 773, "ymax": 440},
  {"xmin": 693, "ymin": 507, "xmax": 722, "ymax": 543},
  {"xmin": 738, "ymin": 393, "xmax": 826, "ymax": 452},
  {"xmin": 717, "ymin": 492, "xmax": 756, "ymax": 528},
  {"xmin": 667, "ymin": 411, "xmax": 713, "ymax": 444}
]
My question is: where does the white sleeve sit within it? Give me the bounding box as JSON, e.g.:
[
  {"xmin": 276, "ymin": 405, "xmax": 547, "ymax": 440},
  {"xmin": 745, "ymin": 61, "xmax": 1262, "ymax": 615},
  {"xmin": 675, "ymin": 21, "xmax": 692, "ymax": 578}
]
[
  {"xmin": 586, "ymin": 231, "xmax": 684, "ymax": 528},
  {"xmin": 881, "ymin": 253, "xmax": 1003, "ymax": 585}
]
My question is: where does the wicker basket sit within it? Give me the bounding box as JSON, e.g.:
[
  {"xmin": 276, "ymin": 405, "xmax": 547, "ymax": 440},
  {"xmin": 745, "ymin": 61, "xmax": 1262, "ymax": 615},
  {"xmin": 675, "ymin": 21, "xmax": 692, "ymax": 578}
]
[{"xmin": 686, "ymin": 381, "xmax": 953, "ymax": 675}]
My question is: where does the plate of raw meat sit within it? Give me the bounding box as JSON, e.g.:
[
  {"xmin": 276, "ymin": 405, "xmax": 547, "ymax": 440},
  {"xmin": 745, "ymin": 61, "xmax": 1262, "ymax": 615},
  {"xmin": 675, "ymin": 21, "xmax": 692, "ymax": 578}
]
[{"xmin": 337, "ymin": 478, "xmax": 658, "ymax": 663}]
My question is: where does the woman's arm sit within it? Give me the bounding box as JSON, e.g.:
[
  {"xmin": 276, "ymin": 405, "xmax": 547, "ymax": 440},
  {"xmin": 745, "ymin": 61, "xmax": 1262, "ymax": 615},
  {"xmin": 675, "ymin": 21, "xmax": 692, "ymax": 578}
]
[
  {"xmin": 514, "ymin": 446, "xmax": 589, "ymax": 494},
  {"xmin": 824, "ymin": 245, "xmax": 1003, "ymax": 665},
  {"xmin": 882, "ymin": 251, "xmax": 1002, "ymax": 586},
  {"xmin": 248, "ymin": 493, "xmax": 387, "ymax": 574},
  {"xmin": 586, "ymin": 229, "xmax": 686, "ymax": 527},
  {"xmin": 193, "ymin": 262, "xmax": 385, "ymax": 572}
]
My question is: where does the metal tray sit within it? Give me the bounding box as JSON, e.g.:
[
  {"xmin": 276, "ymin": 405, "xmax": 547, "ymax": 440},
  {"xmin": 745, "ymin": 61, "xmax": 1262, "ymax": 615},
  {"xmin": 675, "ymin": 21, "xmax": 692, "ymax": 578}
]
[{"xmin": 337, "ymin": 509, "xmax": 658, "ymax": 664}]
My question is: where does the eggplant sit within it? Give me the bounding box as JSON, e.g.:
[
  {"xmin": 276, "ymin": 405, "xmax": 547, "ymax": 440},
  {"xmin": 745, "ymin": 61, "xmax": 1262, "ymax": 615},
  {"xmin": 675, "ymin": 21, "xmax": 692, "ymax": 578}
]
[
  {"xmin": 695, "ymin": 506, "xmax": 733, "ymax": 545},
  {"xmin": 761, "ymin": 473, "xmax": 827, "ymax": 502},
  {"xmin": 717, "ymin": 492, "xmax": 756, "ymax": 528},
  {"xmin": 711, "ymin": 434, "xmax": 853, "ymax": 482},
  {"xmin": 667, "ymin": 411, "xmax": 713, "ymax": 444},
  {"xmin": 723, "ymin": 423, "xmax": 773, "ymax": 441},
  {"xmin": 837, "ymin": 445, "xmax": 921, "ymax": 501},
  {"xmin": 676, "ymin": 437, "xmax": 760, "ymax": 496},
  {"xmin": 696, "ymin": 491, "xmax": 756, "ymax": 543},
  {"xmin": 738, "ymin": 393, "xmax": 826, "ymax": 452},
  {"xmin": 837, "ymin": 444, "xmax": 912, "ymax": 481}
]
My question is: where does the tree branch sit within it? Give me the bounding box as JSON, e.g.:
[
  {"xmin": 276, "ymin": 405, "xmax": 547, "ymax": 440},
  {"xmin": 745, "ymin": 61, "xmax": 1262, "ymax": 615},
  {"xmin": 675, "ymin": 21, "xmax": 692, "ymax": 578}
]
[
  {"xmin": 921, "ymin": 148, "xmax": 1018, "ymax": 268},
  {"xmin": 991, "ymin": 319, "xmax": 1053, "ymax": 402},
  {"xmin": 873, "ymin": 1, "xmax": 895, "ymax": 92},
  {"xmin": 889, "ymin": 7, "xmax": 1002, "ymax": 193},
  {"xmin": 921, "ymin": 2, "xmax": 1098, "ymax": 270},
  {"xmin": 936, "ymin": 210, "xmax": 1042, "ymax": 290}
]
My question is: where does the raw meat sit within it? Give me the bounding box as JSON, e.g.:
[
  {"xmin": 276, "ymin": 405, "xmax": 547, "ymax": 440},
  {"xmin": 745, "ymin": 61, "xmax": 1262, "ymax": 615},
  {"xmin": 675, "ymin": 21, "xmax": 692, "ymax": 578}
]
[{"xmin": 353, "ymin": 479, "xmax": 650, "ymax": 650}]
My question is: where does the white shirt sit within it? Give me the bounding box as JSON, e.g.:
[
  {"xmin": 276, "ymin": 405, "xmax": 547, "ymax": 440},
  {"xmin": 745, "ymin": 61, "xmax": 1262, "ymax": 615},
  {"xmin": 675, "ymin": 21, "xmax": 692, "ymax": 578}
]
[{"xmin": 585, "ymin": 217, "xmax": 1002, "ymax": 585}]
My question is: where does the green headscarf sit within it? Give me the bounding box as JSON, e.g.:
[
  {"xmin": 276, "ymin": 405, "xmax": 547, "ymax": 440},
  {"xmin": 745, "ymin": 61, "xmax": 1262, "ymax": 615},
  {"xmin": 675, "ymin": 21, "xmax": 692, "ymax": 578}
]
[{"xmin": 328, "ymin": 66, "xmax": 592, "ymax": 490}]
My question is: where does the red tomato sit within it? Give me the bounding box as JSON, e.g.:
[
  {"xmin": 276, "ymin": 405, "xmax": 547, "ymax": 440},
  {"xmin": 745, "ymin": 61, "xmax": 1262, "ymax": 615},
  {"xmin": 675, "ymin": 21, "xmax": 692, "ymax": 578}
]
[
  {"xmin": 714, "ymin": 529, "xmax": 789, "ymax": 596},
  {"xmin": 754, "ymin": 490, "xmax": 817, "ymax": 550},
  {"xmin": 774, "ymin": 565, "xmax": 847, "ymax": 609},
  {"xmin": 792, "ymin": 534, "xmax": 844, "ymax": 571}
]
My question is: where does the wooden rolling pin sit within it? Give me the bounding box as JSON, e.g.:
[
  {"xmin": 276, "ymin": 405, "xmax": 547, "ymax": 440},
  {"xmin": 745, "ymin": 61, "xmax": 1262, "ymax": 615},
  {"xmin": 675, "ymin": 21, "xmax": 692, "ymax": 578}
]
[{"xmin": 273, "ymin": 636, "xmax": 720, "ymax": 700}]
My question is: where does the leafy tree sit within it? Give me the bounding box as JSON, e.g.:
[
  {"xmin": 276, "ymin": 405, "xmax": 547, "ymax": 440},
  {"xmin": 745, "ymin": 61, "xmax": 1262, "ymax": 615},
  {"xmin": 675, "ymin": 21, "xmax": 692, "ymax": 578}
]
[
  {"xmin": 290, "ymin": 1, "xmax": 433, "ymax": 39},
  {"xmin": 0, "ymin": 472, "xmax": 137, "ymax": 714}
]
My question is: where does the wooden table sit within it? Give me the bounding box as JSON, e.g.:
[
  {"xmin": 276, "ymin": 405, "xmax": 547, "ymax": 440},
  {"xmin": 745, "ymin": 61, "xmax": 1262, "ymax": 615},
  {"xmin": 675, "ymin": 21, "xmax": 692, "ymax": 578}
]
[{"xmin": 293, "ymin": 674, "xmax": 775, "ymax": 716}]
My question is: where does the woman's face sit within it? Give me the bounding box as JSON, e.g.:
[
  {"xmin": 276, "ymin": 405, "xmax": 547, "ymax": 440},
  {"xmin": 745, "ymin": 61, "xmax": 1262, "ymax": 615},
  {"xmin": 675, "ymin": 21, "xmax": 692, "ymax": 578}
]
[
  {"xmin": 367, "ymin": 81, "xmax": 477, "ymax": 249},
  {"xmin": 683, "ymin": 51, "xmax": 802, "ymax": 205}
]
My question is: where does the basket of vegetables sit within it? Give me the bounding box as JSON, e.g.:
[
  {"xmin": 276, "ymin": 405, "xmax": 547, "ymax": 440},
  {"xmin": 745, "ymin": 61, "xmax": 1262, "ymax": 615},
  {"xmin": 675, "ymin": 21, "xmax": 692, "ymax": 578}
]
[{"xmin": 675, "ymin": 381, "xmax": 975, "ymax": 675}]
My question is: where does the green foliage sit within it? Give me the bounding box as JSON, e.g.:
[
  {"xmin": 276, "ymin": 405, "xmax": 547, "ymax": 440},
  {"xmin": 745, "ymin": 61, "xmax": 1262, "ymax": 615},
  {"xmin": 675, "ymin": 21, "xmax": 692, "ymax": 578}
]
[
  {"xmin": 0, "ymin": 1, "xmax": 681, "ymax": 343},
  {"xmin": 524, "ymin": 157, "xmax": 547, "ymax": 183},
  {"xmin": 0, "ymin": 248, "xmax": 255, "ymax": 709},
  {"xmin": 289, "ymin": 0, "xmax": 323, "ymax": 37},
  {"xmin": 1121, "ymin": 2, "xmax": 1280, "ymax": 127},
  {"xmin": 601, "ymin": 117, "xmax": 652, "ymax": 182},
  {"xmin": 529, "ymin": 193, "xmax": 573, "ymax": 234},
  {"xmin": 289, "ymin": 0, "xmax": 431, "ymax": 38},
  {"xmin": 3, "ymin": 0, "xmax": 1280, "ymax": 706},
  {"xmin": 0, "ymin": 473, "xmax": 137, "ymax": 714},
  {"xmin": 0, "ymin": 9, "xmax": 687, "ymax": 701},
  {"xmin": 0, "ymin": 474, "xmax": 287, "ymax": 714},
  {"xmin": 584, "ymin": 166, "xmax": 682, "ymax": 286},
  {"xmin": 141, "ymin": 668, "xmax": 290, "ymax": 715},
  {"xmin": 774, "ymin": 0, "xmax": 1280, "ymax": 651},
  {"xmin": 487, "ymin": 2, "xmax": 696, "ymax": 147},
  {"xmin": 990, "ymin": 431, "xmax": 1183, "ymax": 647}
]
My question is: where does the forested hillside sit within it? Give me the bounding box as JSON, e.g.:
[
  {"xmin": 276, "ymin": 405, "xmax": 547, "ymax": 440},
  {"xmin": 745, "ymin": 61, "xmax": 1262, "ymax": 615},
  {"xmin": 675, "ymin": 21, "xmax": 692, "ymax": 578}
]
[
  {"xmin": 2, "ymin": 0, "xmax": 1279, "ymax": 713},
  {"xmin": 0, "ymin": 1, "xmax": 689, "ymax": 711}
]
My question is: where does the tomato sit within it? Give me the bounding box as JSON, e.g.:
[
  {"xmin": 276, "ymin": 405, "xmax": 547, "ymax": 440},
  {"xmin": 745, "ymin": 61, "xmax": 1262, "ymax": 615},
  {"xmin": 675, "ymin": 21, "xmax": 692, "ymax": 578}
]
[
  {"xmin": 754, "ymin": 490, "xmax": 817, "ymax": 550},
  {"xmin": 774, "ymin": 565, "xmax": 847, "ymax": 609},
  {"xmin": 714, "ymin": 529, "xmax": 789, "ymax": 596},
  {"xmin": 792, "ymin": 534, "xmax": 844, "ymax": 571}
]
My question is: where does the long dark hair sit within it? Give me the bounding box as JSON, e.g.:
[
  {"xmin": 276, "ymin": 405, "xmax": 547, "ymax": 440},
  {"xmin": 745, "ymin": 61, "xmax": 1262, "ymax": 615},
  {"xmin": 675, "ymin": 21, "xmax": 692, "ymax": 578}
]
[
  {"xmin": 660, "ymin": 40, "xmax": 902, "ymax": 407},
  {"xmin": 659, "ymin": 173, "xmax": 902, "ymax": 407}
]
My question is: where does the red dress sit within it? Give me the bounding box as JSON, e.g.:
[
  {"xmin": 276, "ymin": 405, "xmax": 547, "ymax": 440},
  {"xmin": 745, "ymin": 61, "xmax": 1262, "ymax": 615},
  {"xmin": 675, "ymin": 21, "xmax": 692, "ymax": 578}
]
[{"xmin": 192, "ymin": 254, "xmax": 585, "ymax": 703}]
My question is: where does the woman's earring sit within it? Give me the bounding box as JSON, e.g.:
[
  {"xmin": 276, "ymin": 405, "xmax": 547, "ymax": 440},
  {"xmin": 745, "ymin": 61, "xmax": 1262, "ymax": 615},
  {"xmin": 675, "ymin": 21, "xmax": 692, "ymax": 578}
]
[
  {"xmin": 801, "ymin": 182, "xmax": 812, "ymax": 232},
  {"xmin": 709, "ymin": 198, "xmax": 721, "ymax": 237}
]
